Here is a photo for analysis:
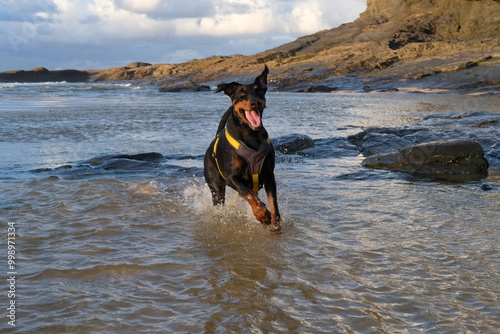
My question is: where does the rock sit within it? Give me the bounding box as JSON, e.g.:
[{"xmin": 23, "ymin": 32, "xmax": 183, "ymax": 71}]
[
  {"xmin": 347, "ymin": 130, "xmax": 368, "ymax": 148},
  {"xmin": 388, "ymin": 21, "xmax": 436, "ymax": 50},
  {"xmin": 297, "ymin": 85, "xmax": 338, "ymax": 93},
  {"xmin": 87, "ymin": 152, "xmax": 165, "ymax": 170},
  {"xmin": 89, "ymin": 152, "xmax": 165, "ymax": 165},
  {"xmin": 348, "ymin": 111, "xmax": 500, "ymax": 171},
  {"xmin": 458, "ymin": 79, "xmax": 500, "ymax": 92},
  {"xmin": 481, "ymin": 183, "xmax": 493, "ymax": 191},
  {"xmin": 98, "ymin": 159, "xmax": 161, "ymax": 170},
  {"xmin": 378, "ymin": 88, "xmax": 399, "ymax": 92},
  {"xmin": 361, "ymin": 133, "xmax": 413, "ymax": 156},
  {"xmin": 348, "ymin": 127, "xmax": 427, "ymax": 155},
  {"xmin": 299, "ymin": 137, "xmax": 357, "ymax": 158},
  {"xmin": 30, "ymin": 152, "xmax": 170, "ymax": 174},
  {"xmin": 125, "ymin": 62, "xmax": 152, "ymax": 68},
  {"xmin": 0, "ymin": 68, "xmax": 90, "ymax": 82},
  {"xmin": 272, "ymin": 134, "xmax": 315, "ymax": 154},
  {"xmin": 31, "ymin": 67, "xmax": 49, "ymax": 72},
  {"xmin": 360, "ymin": 0, "xmax": 499, "ymax": 40},
  {"xmin": 362, "ymin": 140, "xmax": 489, "ymax": 177}
]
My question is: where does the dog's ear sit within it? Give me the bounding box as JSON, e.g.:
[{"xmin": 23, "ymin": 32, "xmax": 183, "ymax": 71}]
[
  {"xmin": 254, "ymin": 65, "xmax": 269, "ymax": 90},
  {"xmin": 216, "ymin": 82, "xmax": 240, "ymax": 97}
]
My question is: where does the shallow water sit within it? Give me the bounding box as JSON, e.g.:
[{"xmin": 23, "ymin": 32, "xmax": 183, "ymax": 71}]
[{"xmin": 1, "ymin": 82, "xmax": 499, "ymax": 333}]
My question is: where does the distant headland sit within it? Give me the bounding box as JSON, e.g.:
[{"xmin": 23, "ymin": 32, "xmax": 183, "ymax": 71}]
[{"xmin": 2, "ymin": 0, "xmax": 499, "ymax": 94}]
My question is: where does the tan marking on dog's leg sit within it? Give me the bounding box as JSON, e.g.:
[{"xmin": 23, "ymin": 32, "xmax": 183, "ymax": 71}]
[{"xmin": 244, "ymin": 193, "xmax": 271, "ymax": 225}]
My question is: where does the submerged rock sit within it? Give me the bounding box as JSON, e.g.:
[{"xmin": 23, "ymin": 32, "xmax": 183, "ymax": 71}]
[
  {"xmin": 297, "ymin": 85, "xmax": 338, "ymax": 93},
  {"xmin": 125, "ymin": 180, "xmax": 162, "ymax": 195},
  {"xmin": 89, "ymin": 152, "xmax": 165, "ymax": 165},
  {"xmin": 362, "ymin": 140, "xmax": 489, "ymax": 177},
  {"xmin": 158, "ymin": 83, "xmax": 211, "ymax": 92},
  {"xmin": 87, "ymin": 152, "xmax": 165, "ymax": 170},
  {"xmin": 299, "ymin": 137, "xmax": 357, "ymax": 158}
]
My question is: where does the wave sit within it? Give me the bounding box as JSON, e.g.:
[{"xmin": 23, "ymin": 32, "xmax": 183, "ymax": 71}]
[
  {"xmin": 0, "ymin": 81, "xmax": 144, "ymax": 92},
  {"xmin": 0, "ymin": 81, "xmax": 68, "ymax": 89},
  {"xmin": 70, "ymin": 82, "xmax": 145, "ymax": 92}
]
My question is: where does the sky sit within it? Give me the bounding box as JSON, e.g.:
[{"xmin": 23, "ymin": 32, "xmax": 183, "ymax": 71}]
[{"xmin": 0, "ymin": 0, "xmax": 366, "ymax": 71}]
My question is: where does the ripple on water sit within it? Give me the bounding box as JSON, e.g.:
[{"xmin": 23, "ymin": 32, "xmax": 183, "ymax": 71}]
[{"xmin": 3, "ymin": 91, "xmax": 499, "ymax": 333}]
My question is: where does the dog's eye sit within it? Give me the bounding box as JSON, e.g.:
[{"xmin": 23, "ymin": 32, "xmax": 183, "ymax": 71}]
[{"xmin": 239, "ymin": 91, "xmax": 247, "ymax": 98}]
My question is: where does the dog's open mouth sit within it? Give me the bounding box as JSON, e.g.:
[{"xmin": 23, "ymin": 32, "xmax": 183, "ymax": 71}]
[{"xmin": 245, "ymin": 110, "xmax": 261, "ymax": 130}]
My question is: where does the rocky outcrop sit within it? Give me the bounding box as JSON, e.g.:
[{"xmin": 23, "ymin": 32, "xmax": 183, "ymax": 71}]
[
  {"xmin": 265, "ymin": 0, "xmax": 500, "ymax": 92},
  {"xmin": 362, "ymin": 140, "xmax": 489, "ymax": 177},
  {"xmin": 345, "ymin": 110, "xmax": 500, "ymax": 179},
  {"xmin": 89, "ymin": 62, "xmax": 155, "ymax": 81},
  {"xmin": 359, "ymin": 0, "xmax": 500, "ymax": 41},
  {"xmin": 268, "ymin": 116, "xmax": 495, "ymax": 179},
  {"xmin": 0, "ymin": 67, "xmax": 90, "ymax": 82},
  {"xmin": 2, "ymin": 0, "xmax": 498, "ymax": 92}
]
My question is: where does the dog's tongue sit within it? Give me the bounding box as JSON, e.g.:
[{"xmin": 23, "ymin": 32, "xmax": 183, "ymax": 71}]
[{"xmin": 245, "ymin": 110, "xmax": 261, "ymax": 129}]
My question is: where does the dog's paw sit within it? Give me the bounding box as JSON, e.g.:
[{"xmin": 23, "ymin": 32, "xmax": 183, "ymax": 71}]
[
  {"xmin": 268, "ymin": 223, "xmax": 281, "ymax": 232},
  {"xmin": 268, "ymin": 215, "xmax": 281, "ymax": 232},
  {"xmin": 255, "ymin": 208, "xmax": 271, "ymax": 225}
]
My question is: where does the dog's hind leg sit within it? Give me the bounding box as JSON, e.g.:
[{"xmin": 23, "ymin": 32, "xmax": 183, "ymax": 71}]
[
  {"xmin": 204, "ymin": 141, "xmax": 226, "ymax": 206},
  {"xmin": 204, "ymin": 170, "xmax": 226, "ymax": 206},
  {"xmin": 209, "ymin": 184, "xmax": 225, "ymax": 206}
]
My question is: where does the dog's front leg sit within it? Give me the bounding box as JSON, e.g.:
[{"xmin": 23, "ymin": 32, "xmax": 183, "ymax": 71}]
[
  {"xmin": 264, "ymin": 173, "xmax": 281, "ymax": 232},
  {"xmin": 228, "ymin": 175, "xmax": 271, "ymax": 225},
  {"xmin": 244, "ymin": 192, "xmax": 271, "ymax": 225}
]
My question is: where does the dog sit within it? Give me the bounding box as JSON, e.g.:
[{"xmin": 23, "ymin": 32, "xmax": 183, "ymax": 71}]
[{"xmin": 204, "ymin": 65, "xmax": 281, "ymax": 231}]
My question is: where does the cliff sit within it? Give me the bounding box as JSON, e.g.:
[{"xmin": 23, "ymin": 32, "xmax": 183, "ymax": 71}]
[{"xmin": 1, "ymin": 0, "xmax": 499, "ymax": 92}]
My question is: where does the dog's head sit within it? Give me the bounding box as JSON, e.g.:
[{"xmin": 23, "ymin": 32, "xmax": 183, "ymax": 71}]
[{"xmin": 216, "ymin": 65, "xmax": 268, "ymax": 131}]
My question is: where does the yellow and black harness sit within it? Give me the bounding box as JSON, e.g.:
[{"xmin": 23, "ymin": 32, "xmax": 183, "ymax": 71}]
[{"xmin": 213, "ymin": 128, "xmax": 271, "ymax": 193}]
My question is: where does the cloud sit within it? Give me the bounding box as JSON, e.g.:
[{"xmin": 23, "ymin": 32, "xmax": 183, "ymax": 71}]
[
  {"xmin": 0, "ymin": 0, "xmax": 367, "ymax": 71},
  {"xmin": 113, "ymin": 0, "xmax": 214, "ymax": 19},
  {"xmin": 41, "ymin": 0, "xmax": 365, "ymax": 41},
  {"xmin": 289, "ymin": 1, "xmax": 329, "ymax": 33},
  {"xmin": 115, "ymin": 0, "xmax": 161, "ymax": 13},
  {"xmin": 0, "ymin": 0, "xmax": 59, "ymax": 22}
]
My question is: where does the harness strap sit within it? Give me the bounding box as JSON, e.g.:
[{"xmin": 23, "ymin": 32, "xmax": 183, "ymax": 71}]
[
  {"xmin": 225, "ymin": 128, "xmax": 241, "ymax": 150},
  {"xmin": 212, "ymin": 129, "xmax": 271, "ymax": 193},
  {"xmin": 212, "ymin": 134, "xmax": 226, "ymax": 180}
]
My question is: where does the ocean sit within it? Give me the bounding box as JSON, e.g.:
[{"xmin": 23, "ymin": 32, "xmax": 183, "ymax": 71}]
[{"xmin": 1, "ymin": 81, "xmax": 499, "ymax": 333}]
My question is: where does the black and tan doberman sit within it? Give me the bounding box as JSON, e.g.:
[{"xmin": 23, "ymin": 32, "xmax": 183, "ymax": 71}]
[{"xmin": 204, "ymin": 65, "xmax": 280, "ymax": 231}]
